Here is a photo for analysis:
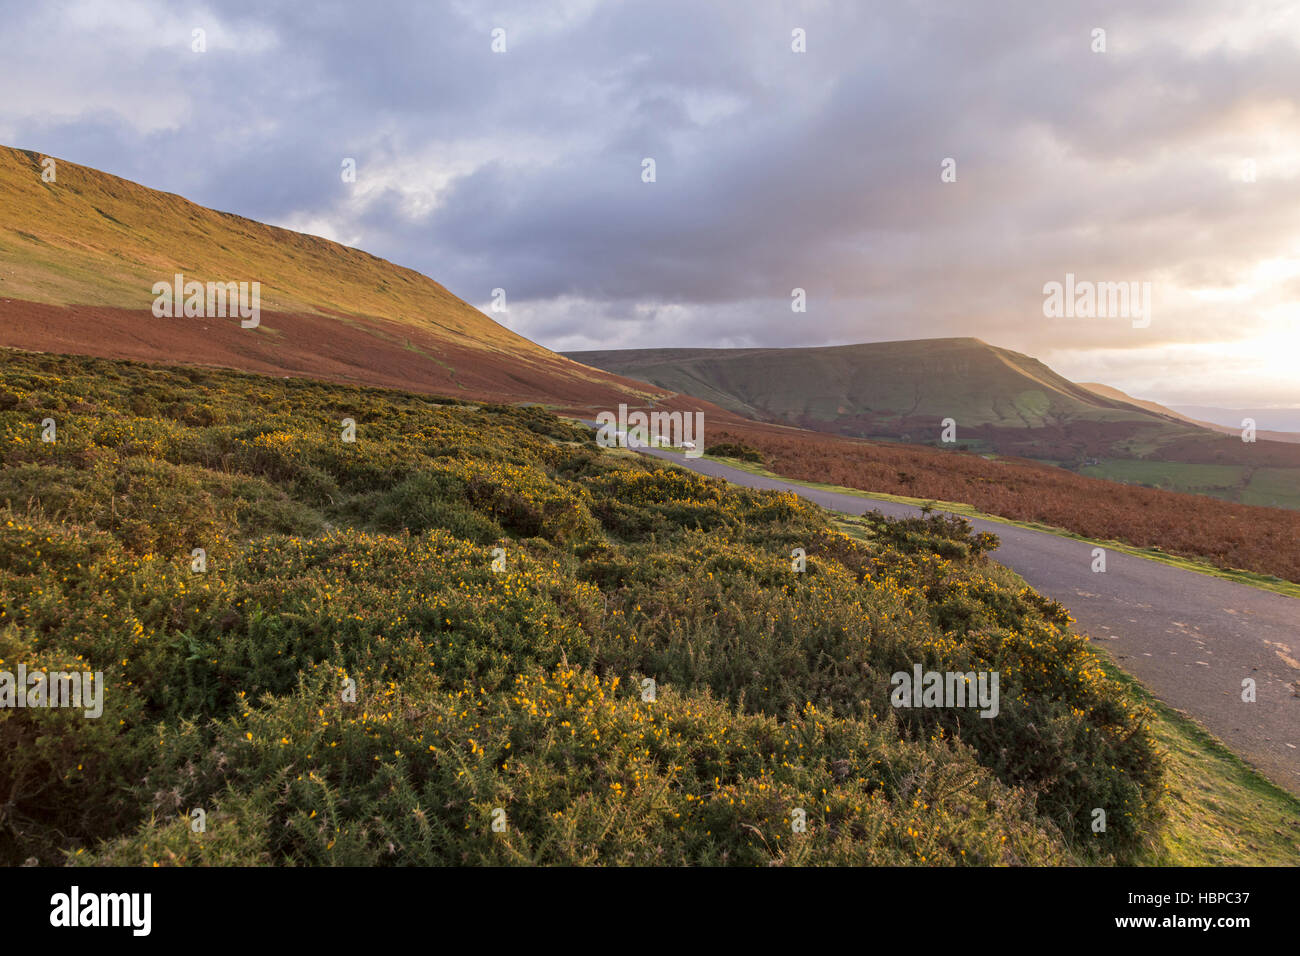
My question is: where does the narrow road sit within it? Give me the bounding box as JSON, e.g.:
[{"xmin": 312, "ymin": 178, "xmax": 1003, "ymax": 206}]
[{"xmin": 637, "ymin": 446, "xmax": 1300, "ymax": 797}]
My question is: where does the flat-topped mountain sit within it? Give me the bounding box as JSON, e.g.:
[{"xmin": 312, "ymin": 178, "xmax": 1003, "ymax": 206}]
[{"xmin": 569, "ymin": 337, "xmax": 1300, "ymax": 466}]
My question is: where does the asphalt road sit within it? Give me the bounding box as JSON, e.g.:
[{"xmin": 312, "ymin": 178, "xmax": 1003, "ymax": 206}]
[{"xmin": 634, "ymin": 445, "xmax": 1300, "ymax": 797}]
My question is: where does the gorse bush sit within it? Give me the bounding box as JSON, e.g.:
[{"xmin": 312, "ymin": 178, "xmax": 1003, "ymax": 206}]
[
  {"xmin": 0, "ymin": 350, "xmax": 1162, "ymax": 865},
  {"xmin": 704, "ymin": 441, "xmax": 764, "ymax": 464}
]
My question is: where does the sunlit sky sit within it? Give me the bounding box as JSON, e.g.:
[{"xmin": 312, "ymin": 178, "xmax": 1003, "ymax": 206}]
[{"xmin": 2, "ymin": 0, "xmax": 1298, "ymax": 407}]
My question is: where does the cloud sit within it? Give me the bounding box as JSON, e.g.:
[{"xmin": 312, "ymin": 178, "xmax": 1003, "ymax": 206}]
[{"xmin": 1, "ymin": 0, "xmax": 1297, "ymax": 405}]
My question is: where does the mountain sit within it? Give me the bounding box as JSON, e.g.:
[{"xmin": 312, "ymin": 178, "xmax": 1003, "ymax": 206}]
[
  {"xmin": 0, "ymin": 145, "xmax": 725, "ymax": 418},
  {"xmin": 1081, "ymin": 384, "xmax": 1300, "ymax": 445},
  {"xmin": 1076, "ymin": 382, "xmax": 1214, "ymax": 426},
  {"xmin": 569, "ymin": 338, "xmax": 1300, "ymax": 468},
  {"xmin": 1168, "ymin": 404, "xmax": 1300, "ymax": 436},
  {"xmin": 568, "ymin": 338, "xmax": 1222, "ymax": 460}
]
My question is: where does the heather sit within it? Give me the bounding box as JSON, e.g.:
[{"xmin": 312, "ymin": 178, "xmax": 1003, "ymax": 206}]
[{"xmin": 711, "ymin": 424, "xmax": 1300, "ymax": 584}]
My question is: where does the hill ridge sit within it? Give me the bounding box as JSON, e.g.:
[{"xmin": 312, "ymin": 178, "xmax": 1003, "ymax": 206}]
[
  {"xmin": 0, "ymin": 144, "xmax": 736, "ymax": 418},
  {"xmin": 566, "ymin": 338, "xmax": 1250, "ymax": 461}
]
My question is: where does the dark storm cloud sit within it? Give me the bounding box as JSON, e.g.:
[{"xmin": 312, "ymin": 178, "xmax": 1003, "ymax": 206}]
[{"xmin": 1, "ymin": 0, "xmax": 1297, "ymax": 403}]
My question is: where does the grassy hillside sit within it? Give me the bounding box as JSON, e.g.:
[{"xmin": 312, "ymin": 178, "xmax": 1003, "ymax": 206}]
[
  {"xmin": 577, "ymin": 340, "xmax": 1300, "ymax": 502},
  {"xmin": 568, "ymin": 338, "xmax": 1204, "ymax": 452},
  {"xmin": 572, "ymin": 338, "xmax": 1300, "ymax": 492},
  {"xmin": 0, "ymin": 349, "xmax": 1180, "ymax": 866},
  {"xmin": 0, "ymin": 146, "xmax": 524, "ymax": 342},
  {"xmin": 1078, "ymin": 383, "xmax": 1221, "ymax": 429},
  {"xmin": 0, "ymin": 145, "xmax": 711, "ymax": 414}
]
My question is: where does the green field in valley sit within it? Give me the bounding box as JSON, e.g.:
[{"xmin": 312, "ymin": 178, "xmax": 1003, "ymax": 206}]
[{"xmin": 1079, "ymin": 459, "xmax": 1300, "ymax": 510}]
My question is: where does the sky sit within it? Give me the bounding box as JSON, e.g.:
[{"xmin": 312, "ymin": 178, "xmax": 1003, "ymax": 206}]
[{"xmin": 2, "ymin": 0, "xmax": 1298, "ymax": 408}]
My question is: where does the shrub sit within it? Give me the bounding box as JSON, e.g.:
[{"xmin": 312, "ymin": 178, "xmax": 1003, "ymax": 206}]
[
  {"xmin": 705, "ymin": 441, "xmax": 764, "ymax": 464},
  {"xmin": 0, "ymin": 349, "xmax": 1163, "ymax": 865}
]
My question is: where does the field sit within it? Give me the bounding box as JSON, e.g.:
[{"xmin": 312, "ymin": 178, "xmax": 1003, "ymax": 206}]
[
  {"xmin": 1079, "ymin": 460, "xmax": 1247, "ymax": 499},
  {"xmin": 1238, "ymin": 468, "xmax": 1300, "ymax": 510},
  {"xmin": 705, "ymin": 424, "xmax": 1300, "ymax": 585},
  {"xmin": 1080, "ymin": 459, "xmax": 1300, "ymax": 511},
  {"xmin": 0, "ymin": 348, "xmax": 1183, "ymax": 866}
]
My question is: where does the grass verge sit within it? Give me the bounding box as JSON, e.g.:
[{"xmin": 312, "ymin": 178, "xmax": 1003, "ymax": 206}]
[{"xmin": 1099, "ymin": 653, "xmax": 1300, "ymax": 865}]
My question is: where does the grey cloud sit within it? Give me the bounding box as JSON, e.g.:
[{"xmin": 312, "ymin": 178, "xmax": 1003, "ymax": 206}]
[{"xmin": 1, "ymin": 0, "xmax": 1297, "ymax": 404}]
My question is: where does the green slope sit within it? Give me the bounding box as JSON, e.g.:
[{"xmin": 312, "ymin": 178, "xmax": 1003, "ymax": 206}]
[
  {"xmin": 0, "ymin": 144, "xmax": 711, "ymax": 412},
  {"xmin": 569, "ymin": 338, "xmax": 1214, "ymax": 456},
  {"xmin": 0, "ymin": 146, "xmax": 529, "ymax": 347}
]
